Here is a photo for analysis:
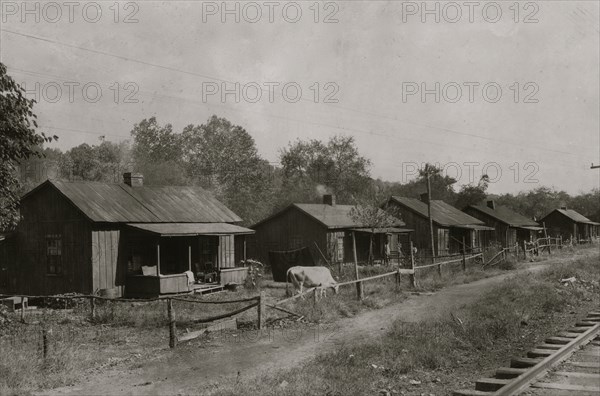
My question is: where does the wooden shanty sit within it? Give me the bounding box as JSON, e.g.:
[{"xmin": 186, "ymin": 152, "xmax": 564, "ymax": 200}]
[
  {"xmin": 463, "ymin": 200, "xmax": 543, "ymax": 247},
  {"xmin": 250, "ymin": 194, "xmax": 412, "ymax": 265},
  {"xmin": 0, "ymin": 173, "xmax": 254, "ymax": 298},
  {"xmin": 385, "ymin": 195, "xmax": 494, "ymax": 256},
  {"xmin": 540, "ymin": 207, "xmax": 600, "ymax": 242}
]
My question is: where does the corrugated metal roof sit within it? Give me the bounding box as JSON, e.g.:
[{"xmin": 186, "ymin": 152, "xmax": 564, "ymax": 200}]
[
  {"xmin": 468, "ymin": 204, "xmax": 540, "ymax": 228},
  {"xmin": 389, "ymin": 196, "xmax": 485, "ymax": 227},
  {"xmin": 548, "ymin": 209, "xmax": 600, "ymax": 225},
  {"xmin": 253, "ymin": 203, "xmax": 406, "ymax": 229},
  {"xmin": 127, "ymin": 223, "xmax": 254, "ymax": 236},
  {"xmin": 27, "ymin": 180, "xmax": 241, "ymax": 223},
  {"xmin": 294, "ymin": 203, "xmax": 406, "ymax": 229},
  {"xmin": 351, "ymin": 227, "xmax": 413, "ymax": 234},
  {"xmin": 124, "ymin": 185, "xmax": 241, "ymax": 223}
]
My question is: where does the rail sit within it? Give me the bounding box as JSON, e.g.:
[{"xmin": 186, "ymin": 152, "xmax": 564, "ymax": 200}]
[{"xmin": 493, "ymin": 321, "xmax": 600, "ymax": 395}]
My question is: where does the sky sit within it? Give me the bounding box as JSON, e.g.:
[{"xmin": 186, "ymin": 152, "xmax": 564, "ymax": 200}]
[{"xmin": 1, "ymin": 0, "xmax": 599, "ymax": 195}]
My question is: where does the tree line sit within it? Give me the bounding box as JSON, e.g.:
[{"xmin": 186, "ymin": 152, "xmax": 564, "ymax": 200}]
[
  {"xmin": 2, "ymin": 64, "xmax": 598, "ymax": 229},
  {"xmin": 15, "ymin": 115, "xmax": 600, "ymax": 226}
]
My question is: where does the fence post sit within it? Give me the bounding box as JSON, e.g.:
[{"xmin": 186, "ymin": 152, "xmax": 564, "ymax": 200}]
[
  {"xmin": 461, "ymin": 237, "xmax": 466, "ymax": 272},
  {"xmin": 167, "ymin": 298, "xmax": 177, "ymax": 349},
  {"xmin": 395, "ymin": 269, "xmax": 401, "ymax": 291},
  {"xmin": 356, "ymin": 281, "xmax": 364, "ymax": 301},
  {"xmin": 258, "ymin": 291, "xmax": 265, "ymax": 329},
  {"xmin": 20, "ymin": 296, "xmax": 25, "ymax": 323},
  {"xmin": 42, "ymin": 328, "xmax": 48, "ymax": 359},
  {"xmin": 409, "ymin": 241, "xmax": 417, "ymax": 288},
  {"xmin": 90, "ymin": 296, "xmax": 96, "ymax": 321}
]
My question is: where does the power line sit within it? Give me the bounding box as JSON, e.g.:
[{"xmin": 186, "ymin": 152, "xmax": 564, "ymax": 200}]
[{"xmin": 3, "ymin": 29, "xmax": 586, "ymax": 158}]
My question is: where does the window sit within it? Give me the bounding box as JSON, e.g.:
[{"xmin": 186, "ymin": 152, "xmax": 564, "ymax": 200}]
[
  {"xmin": 336, "ymin": 236, "xmax": 344, "ymax": 262},
  {"xmin": 46, "ymin": 234, "xmax": 62, "ymax": 275}
]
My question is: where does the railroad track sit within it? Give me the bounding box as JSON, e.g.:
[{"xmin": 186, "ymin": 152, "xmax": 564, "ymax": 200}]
[{"xmin": 454, "ymin": 311, "xmax": 600, "ymax": 395}]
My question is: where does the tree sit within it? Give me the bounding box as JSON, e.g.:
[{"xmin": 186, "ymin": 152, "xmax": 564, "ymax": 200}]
[
  {"xmin": 0, "ymin": 63, "xmax": 56, "ymax": 229},
  {"xmin": 454, "ymin": 175, "xmax": 490, "ymax": 209},
  {"xmin": 130, "ymin": 117, "xmax": 188, "ymax": 185},
  {"xmin": 279, "ymin": 135, "xmax": 371, "ymax": 204},
  {"xmin": 349, "ymin": 187, "xmax": 402, "ymax": 264},
  {"xmin": 181, "ymin": 115, "xmax": 277, "ymax": 224}
]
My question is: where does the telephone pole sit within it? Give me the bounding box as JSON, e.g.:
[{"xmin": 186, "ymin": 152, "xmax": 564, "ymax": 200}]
[{"xmin": 426, "ymin": 165, "xmax": 436, "ymax": 261}]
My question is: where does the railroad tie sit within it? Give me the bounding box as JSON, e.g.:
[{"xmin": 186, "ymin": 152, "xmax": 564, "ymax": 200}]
[
  {"xmin": 510, "ymin": 357, "xmax": 543, "ymax": 368},
  {"xmin": 545, "ymin": 336, "xmax": 575, "ymax": 344},
  {"xmin": 494, "ymin": 367, "xmax": 528, "ymax": 379},
  {"xmin": 452, "ymin": 390, "xmax": 492, "ymax": 396},
  {"xmin": 527, "ymin": 348, "xmax": 555, "ymax": 358},
  {"xmin": 474, "ymin": 378, "xmax": 511, "ymax": 392},
  {"xmin": 535, "ymin": 343, "xmax": 563, "ymax": 350}
]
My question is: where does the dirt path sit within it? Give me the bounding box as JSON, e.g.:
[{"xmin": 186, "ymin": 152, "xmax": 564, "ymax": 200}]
[{"xmin": 44, "ymin": 249, "xmax": 598, "ymax": 396}]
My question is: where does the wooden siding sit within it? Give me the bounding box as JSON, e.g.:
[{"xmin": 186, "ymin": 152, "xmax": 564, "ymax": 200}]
[
  {"xmin": 218, "ymin": 235, "xmax": 235, "ymax": 268},
  {"xmin": 542, "ymin": 211, "xmax": 578, "ymax": 239},
  {"xmin": 387, "ymin": 201, "xmax": 446, "ymax": 255},
  {"xmin": 91, "ymin": 228, "xmax": 123, "ymax": 296},
  {"xmin": 251, "ymin": 206, "xmax": 329, "ymax": 265},
  {"xmin": 220, "ymin": 267, "xmax": 248, "ymax": 285},
  {"xmin": 464, "ymin": 207, "xmax": 517, "ymax": 247},
  {"xmin": 14, "ymin": 183, "xmax": 93, "ymax": 295}
]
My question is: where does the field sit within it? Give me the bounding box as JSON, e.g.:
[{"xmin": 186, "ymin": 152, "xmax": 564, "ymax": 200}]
[{"xmin": 0, "ymin": 244, "xmax": 597, "ymax": 395}]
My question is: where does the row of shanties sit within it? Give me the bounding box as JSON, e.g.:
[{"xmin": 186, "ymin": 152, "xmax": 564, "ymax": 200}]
[
  {"xmin": 1, "ymin": 176, "xmax": 599, "ymax": 298},
  {"xmin": 251, "ymin": 194, "xmax": 599, "ymax": 264}
]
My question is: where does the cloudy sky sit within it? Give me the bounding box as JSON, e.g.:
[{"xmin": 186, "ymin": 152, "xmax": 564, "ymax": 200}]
[{"xmin": 1, "ymin": 0, "xmax": 598, "ymax": 194}]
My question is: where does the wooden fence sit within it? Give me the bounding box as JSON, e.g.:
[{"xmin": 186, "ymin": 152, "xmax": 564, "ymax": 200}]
[
  {"xmin": 0, "ymin": 291, "xmax": 267, "ymax": 350},
  {"xmin": 523, "ymin": 236, "xmax": 563, "ymax": 260}
]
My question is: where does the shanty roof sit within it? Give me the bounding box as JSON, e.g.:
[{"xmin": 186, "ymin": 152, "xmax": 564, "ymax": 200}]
[
  {"xmin": 388, "ymin": 196, "xmax": 486, "ymax": 228},
  {"xmin": 544, "ymin": 208, "xmax": 600, "ymax": 225},
  {"xmin": 252, "ymin": 203, "xmax": 408, "ymax": 230},
  {"xmin": 468, "ymin": 204, "xmax": 540, "ymax": 228},
  {"xmin": 127, "ymin": 223, "xmax": 254, "ymax": 236},
  {"xmin": 350, "ymin": 227, "xmax": 414, "ymax": 234},
  {"xmin": 22, "ymin": 180, "xmax": 242, "ymax": 223}
]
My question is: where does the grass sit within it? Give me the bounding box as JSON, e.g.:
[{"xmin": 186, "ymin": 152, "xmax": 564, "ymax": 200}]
[
  {"xmin": 0, "ymin": 244, "xmax": 596, "ymax": 394},
  {"xmin": 207, "ymin": 251, "xmax": 600, "ymax": 396}
]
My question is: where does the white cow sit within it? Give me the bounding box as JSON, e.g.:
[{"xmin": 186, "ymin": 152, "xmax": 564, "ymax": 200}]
[{"xmin": 286, "ymin": 266, "xmax": 339, "ymax": 298}]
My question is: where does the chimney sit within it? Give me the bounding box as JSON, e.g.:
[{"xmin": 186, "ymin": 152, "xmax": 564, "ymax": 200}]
[
  {"xmin": 123, "ymin": 172, "xmax": 143, "ymax": 187},
  {"xmin": 323, "ymin": 194, "xmax": 335, "ymax": 206},
  {"xmin": 560, "ymin": 206, "xmax": 567, "ymax": 210},
  {"xmin": 419, "ymin": 192, "xmax": 429, "ymax": 204},
  {"xmin": 487, "ymin": 200, "xmax": 496, "ymax": 210}
]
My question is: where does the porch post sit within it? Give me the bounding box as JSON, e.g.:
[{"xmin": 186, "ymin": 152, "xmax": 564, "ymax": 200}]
[
  {"xmin": 188, "ymin": 244, "xmax": 192, "ymax": 272},
  {"xmin": 243, "ymin": 236, "xmax": 247, "ymax": 261},
  {"xmin": 156, "ymin": 241, "xmax": 161, "ymax": 276}
]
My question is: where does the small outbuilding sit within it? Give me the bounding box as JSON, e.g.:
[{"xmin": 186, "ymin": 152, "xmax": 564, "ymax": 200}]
[
  {"xmin": 540, "ymin": 207, "xmax": 600, "ymax": 242},
  {"xmin": 250, "ymin": 195, "xmax": 412, "ymax": 265},
  {"xmin": 385, "ymin": 195, "xmax": 494, "ymax": 256},
  {"xmin": 0, "ymin": 174, "xmax": 254, "ymax": 298},
  {"xmin": 463, "ymin": 200, "xmax": 542, "ymax": 248}
]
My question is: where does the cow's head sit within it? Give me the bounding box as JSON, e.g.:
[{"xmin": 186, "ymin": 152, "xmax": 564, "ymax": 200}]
[{"xmin": 331, "ymin": 283, "xmax": 340, "ymax": 294}]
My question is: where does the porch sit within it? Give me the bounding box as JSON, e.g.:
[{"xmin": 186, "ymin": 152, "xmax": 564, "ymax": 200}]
[{"xmin": 123, "ymin": 223, "xmax": 254, "ymax": 298}]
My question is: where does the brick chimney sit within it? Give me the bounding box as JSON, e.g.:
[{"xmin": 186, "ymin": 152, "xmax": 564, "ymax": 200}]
[
  {"xmin": 123, "ymin": 172, "xmax": 143, "ymax": 187},
  {"xmin": 419, "ymin": 192, "xmax": 429, "ymax": 204},
  {"xmin": 323, "ymin": 194, "xmax": 336, "ymax": 206},
  {"xmin": 487, "ymin": 200, "xmax": 496, "ymax": 210},
  {"xmin": 560, "ymin": 205, "xmax": 567, "ymax": 210}
]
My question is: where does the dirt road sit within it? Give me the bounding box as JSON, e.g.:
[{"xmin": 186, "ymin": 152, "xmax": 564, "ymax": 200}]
[{"xmin": 45, "ymin": 249, "xmax": 598, "ymax": 396}]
